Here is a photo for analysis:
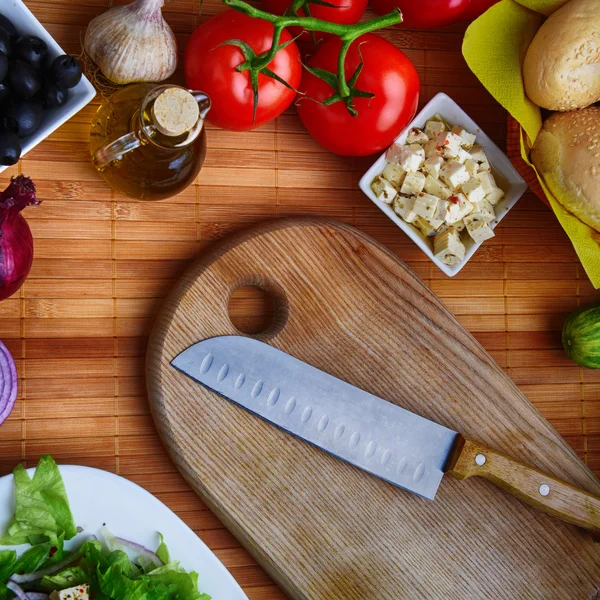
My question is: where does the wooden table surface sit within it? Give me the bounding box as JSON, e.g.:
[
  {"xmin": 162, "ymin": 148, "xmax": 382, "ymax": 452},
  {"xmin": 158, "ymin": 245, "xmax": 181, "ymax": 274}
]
[{"xmin": 1, "ymin": 1, "xmax": 599, "ymax": 599}]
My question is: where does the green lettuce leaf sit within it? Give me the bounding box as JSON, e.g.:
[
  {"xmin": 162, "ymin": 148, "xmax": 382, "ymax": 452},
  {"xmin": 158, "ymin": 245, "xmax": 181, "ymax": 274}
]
[
  {"xmin": 0, "ymin": 551, "xmax": 16, "ymax": 600},
  {"xmin": 145, "ymin": 563, "xmax": 209, "ymax": 600},
  {"xmin": 39, "ymin": 567, "xmax": 88, "ymax": 592},
  {"xmin": 155, "ymin": 534, "xmax": 170, "ymax": 566},
  {"xmin": 136, "ymin": 556, "xmax": 157, "ymax": 574},
  {"xmin": 0, "ymin": 457, "xmax": 76, "ymax": 546},
  {"xmin": 95, "ymin": 559, "xmax": 210, "ymax": 600},
  {"xmin": 33, "ymin": 457, "xmax": 77, "ymax": 541},
  {"xmin": 12, "ymin": 542, "xmax": 53, "ymax": 576}
]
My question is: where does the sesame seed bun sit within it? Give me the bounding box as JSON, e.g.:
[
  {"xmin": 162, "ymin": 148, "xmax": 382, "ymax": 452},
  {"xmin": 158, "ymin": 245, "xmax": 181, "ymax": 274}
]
[
  {"xmin": 523, "ymin": 0, "xmax": 600, "ymax": 111},
  {"xmin": 531, "ymin": 107, "xmax": 600, "ymax": 231}
]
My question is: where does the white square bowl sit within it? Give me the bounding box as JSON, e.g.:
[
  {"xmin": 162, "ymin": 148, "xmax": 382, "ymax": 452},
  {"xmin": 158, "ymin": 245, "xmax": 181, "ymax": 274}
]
[
  {"xmin": 0, "ymin": 0, "xmax": 96, "ymax": 173},
  {"xmin": 358, "ymin": 93, "xmax": 528, "ymax": 277}
]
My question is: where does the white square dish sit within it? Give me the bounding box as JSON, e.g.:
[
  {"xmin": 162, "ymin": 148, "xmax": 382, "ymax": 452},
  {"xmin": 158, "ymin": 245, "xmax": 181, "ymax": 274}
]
[
  {"xmin": 359, "ymin": 93, "xmax": 528, "ymax": 277},
  {"xmin": 0, "ymin": 0, "xmax": 96, "ymax": 173}
]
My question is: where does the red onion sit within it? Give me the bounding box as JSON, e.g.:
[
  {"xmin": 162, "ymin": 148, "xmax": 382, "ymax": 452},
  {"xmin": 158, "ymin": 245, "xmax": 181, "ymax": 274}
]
[
  {"xmin": 0, "ymin": 340, "xmax": 17, "ymax": 426},
  {"xmin": 101, "ymin": 527, "xmax": 163, "ymax": 566},
  {"xmin": 7, "ymin": 581, "xmax": 29, "ymax": 600},
  {"xmin": 113, "ymin": 536, "xmax": 163, "ymax": 566},
  {"xmin": 0, "ymin": 176, "xmax": 40, "ymax": 301}
]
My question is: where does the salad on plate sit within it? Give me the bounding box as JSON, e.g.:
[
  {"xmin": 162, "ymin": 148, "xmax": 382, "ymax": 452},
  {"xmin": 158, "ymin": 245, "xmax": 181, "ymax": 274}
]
[{"xmin": 0, "ymin": 457, "xmax": 210, "ymax": 600}]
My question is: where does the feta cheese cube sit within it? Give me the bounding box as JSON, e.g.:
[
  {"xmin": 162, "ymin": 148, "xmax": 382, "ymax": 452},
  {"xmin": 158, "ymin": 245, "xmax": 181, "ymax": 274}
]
[
  {"xmin": 434, "ymin": 227, "xmax": 466, "ymax": 266},
  {"xmin": 424, "ymin": 119, "xmax": 446, "ymax": 139},
  {"xmin": 424, "ymin": 175, "xmax": 452, "ymax": 200},
  {"xmin": 476, "ymin": 171, "xmax": 497, "ymax": 195},
  {"xmin": 461, "ymin": 177, "xmax": 486, "ymax": 204},
  {"xmin": 445, "ymin": 193, "xmax": 473, "ymax": 224},
  {"xmin": 393, "ymin": 195, "xmax": 417, "ymax": 223},
  {"xmin": 413, "ymin": 192, "xmax": 439, "ymax": 220},
  {"xmin": 50, "ymin": 584, "xmax": 90, "ymax": 600},
  {"xmin": 469, "ymin": 144, "xmax": 488, "ymax": 164},
  {"xmin": 465, "ymin": 213, "xmax": 495, "ymax": 243},
  {"xmin": 471, "ymin": 198, "xmax": 495, "ymax": 223},
  {"xmin": 406, "ymin": 127, "xmax": 429, "ymax": 144},
  {"xmin": 428, "ymin": 198, "xmax": 449, "ymax": 229},
  {"xmin": 453, "ymin": 220, "xmax": 466, "ymax": 233},
  {"xmin": 371, "ymin": 176, "xmax": 397, "ymax": 205},
  {"xmin": 486, "ymin": 186, "xmax": 505, "ymax": 205},
  {"xmin": 386, "ymin": 143, "xmax": 424, "ymax": 172},
  {"xmin": 439, "ymin": 160, "xmax": 470, "ymax": 190},
  {"xmin": 464, "ymin": 159, "xmax": 479, "ymax": 177},
  {"xmin": 422, "ymin": 156, "xmax": 444, "ymax": 178},
  {"xmin": 456, "ymin": 148, "xmax": 472, "ymax": 164},
  {"xmin": 409, "ymin": 143, "xmax": 426, "ymax": 159},
  {"xmin": 400, "ymin": 171, "xmax": 426, "ymax": 196},
  {"xmin": 382, "ymin": 162, "xmax": 406, "ymax": 188},
  {"xmin": 478, "ymin": 160, "xmax": 491, "ymax": 173},
  {"xmin": 423, "ymin": 140, "xmax": 442, "ymax": 159},
  {"xmin": 435, "ymin": 131, "xmax": 463, "ymax": 158},
  {"xmin": 451, "ymin": 125, "xmax": 477, "ymax": 149},
  {"xmin": 413, "ymin": 215, "xmax": 437, "ymax": 237}
]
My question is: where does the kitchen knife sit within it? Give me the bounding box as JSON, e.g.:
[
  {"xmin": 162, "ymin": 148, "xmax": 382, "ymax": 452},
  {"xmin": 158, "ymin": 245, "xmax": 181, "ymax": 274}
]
[{"xmin": 172, "ymin": 335, "xmax": 600, "ymax": 534}]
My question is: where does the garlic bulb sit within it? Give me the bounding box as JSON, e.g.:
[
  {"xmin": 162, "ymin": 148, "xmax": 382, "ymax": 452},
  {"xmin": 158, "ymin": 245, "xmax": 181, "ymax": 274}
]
[{"xmin": 84, "ymin": 0, "xmax": 178, "ymax": 85}]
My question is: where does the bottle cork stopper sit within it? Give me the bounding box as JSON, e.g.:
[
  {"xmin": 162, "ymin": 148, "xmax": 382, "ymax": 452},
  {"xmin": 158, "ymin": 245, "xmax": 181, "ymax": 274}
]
[{"xmin": 153, "ymin": 88, "xmax": 200, "ymax": 137}]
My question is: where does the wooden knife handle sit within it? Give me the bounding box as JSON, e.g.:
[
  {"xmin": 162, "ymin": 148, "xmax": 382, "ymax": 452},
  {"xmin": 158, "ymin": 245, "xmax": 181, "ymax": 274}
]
[{"xmin": 446, "ymin": 436, "xmax": 600, "ymax": 536}]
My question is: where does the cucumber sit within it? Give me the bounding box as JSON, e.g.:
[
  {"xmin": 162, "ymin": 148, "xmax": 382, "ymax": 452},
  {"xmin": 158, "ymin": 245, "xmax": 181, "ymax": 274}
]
[{"xmin": 562, "ymin": 305, "xmax": 600, "ymax": 369}]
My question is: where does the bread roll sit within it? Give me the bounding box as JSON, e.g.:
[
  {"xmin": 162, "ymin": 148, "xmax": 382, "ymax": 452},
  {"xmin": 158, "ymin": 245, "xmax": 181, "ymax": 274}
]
[
  {"xmin": 531, "ymin": 107, "xmax": 600, "ymax": 231},
  {"xmin": 523, "ymin": 0, "xmax": 600, "ymax": 111}
]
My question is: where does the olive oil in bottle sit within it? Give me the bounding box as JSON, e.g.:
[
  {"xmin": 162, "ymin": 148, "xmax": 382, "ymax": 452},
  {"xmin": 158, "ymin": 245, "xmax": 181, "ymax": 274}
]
[{"xmin": 90, "ymin": 83, "xmax": 211, "ymax": 201}]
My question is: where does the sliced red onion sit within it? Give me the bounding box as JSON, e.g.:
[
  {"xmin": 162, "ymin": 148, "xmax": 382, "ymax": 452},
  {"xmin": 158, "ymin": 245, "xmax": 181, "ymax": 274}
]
[
  {"xmin": 100, "ymin": 526, "xmax": 162, "ymax": 566},
  {"xmin": 7, "ymin": 581, "xmax": 29, "ymax": 600},
  {"xmin": 0, "ymin": 341, "xmax": 17, "ymax": 426},
  {"xmin": 114, "ymin": 536, "xmax": 163, "ymax": 566},
  {"xmin": 26, "ymin": 593, "xmax": 49, "ymax": 600}
]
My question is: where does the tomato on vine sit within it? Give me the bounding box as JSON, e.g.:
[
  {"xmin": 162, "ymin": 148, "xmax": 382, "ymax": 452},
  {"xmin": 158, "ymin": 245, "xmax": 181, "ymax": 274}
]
[
  {"xmin": 263, "ymin": 0, "xmax": 368, "ymax": 42},
  {"xmin": 297, "ymin": 34, "xmax": 420, "ymax": 156},
  {"xmin": 370, "ymin": 0, "xmax": 470, "ymax": 29},
  {"xmin": 185, "ymin": 10, "xmax": 301, "ymax": 131}
]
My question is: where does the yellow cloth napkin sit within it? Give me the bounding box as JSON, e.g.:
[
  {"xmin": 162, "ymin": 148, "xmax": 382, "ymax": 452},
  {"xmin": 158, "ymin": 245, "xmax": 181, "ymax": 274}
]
[{"xmin": 462, "ymin": 0, "xmax": 600, "ymax": 288}]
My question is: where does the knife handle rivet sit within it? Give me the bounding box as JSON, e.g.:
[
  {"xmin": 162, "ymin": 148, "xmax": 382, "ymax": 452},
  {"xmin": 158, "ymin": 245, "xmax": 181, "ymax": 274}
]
[
  {"xmin": 475, "ymin": 454, "xmax": 487, "ymax": 466},
  {"xmin": 539, "ymin": 484, "xmax": 550, "ymax": 497}
]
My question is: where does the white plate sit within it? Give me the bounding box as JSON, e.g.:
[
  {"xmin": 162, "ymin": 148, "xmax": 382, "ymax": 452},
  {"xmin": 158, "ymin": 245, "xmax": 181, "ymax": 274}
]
[
  {"xmin": 359, "ymin": 93, "xmax": 528, "ymax": 277},
  {"xmin": 0, "ymin": 465, "xmax": 248, "ymax": 600},
  {"xmin": 0, "ymin": 0, "xmax": 97, "ymax": 173}
]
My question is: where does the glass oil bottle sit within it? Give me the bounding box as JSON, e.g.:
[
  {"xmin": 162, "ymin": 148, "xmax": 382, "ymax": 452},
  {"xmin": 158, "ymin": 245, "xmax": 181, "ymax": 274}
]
[{"xmin": 90, "ymin": 83, "xmax": 211, "ymax": 201}]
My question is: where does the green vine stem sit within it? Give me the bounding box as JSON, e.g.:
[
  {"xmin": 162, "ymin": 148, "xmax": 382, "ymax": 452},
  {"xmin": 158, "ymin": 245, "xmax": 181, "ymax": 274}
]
[{"xmin": 223, "ymin": 0, "xmax": 402, "ymax": 101}]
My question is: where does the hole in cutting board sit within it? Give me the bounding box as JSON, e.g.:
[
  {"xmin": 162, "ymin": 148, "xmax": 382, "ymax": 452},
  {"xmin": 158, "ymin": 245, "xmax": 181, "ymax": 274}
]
[{"xmin": 228, "ymin": 285, "xmax": 277, "ymax": 335}]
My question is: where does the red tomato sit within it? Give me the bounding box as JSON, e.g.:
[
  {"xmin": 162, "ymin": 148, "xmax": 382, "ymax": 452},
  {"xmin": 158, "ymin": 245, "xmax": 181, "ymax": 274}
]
[
  {"xmin": 263, "ymin": 0, "xmax": 368, "ymax": 42},
  {"xmin": 184, "ymin": 10, "xmax": 301, "ymax": 131},
  {"xmin": 459, "ymin": 0, "xmax": 500, "ymax": 22},
  {"xmin": 297, "ymin": 34, "xmax": 420, "ymax": 156},
  {"xmin": 370, "ymin": 0, "xmax": 470, "ymax": 29}
]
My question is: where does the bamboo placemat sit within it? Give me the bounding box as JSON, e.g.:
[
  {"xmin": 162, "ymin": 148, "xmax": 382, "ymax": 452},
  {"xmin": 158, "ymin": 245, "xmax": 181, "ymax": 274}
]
[{"xmin": 1, "ymin": 1, "xmax": 599, "ymax": 598}]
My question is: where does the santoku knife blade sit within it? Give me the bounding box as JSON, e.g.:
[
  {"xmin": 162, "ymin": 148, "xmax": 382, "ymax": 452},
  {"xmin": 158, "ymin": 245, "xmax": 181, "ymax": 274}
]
[{"xmin": 172, "ymin": 335, "xmax": 600, "ymax": 534}]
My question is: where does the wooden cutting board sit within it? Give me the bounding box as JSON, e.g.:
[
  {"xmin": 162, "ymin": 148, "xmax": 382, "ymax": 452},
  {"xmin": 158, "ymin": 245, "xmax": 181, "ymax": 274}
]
[{"xmin": 147, "ymin": 218, "xmax": 600, "ymax": 600}]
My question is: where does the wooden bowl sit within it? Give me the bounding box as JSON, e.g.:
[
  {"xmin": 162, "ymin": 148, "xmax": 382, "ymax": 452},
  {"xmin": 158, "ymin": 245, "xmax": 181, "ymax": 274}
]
[{"xmin": 506, "ymin": 115, "xmax": 550, "ymax": 208}]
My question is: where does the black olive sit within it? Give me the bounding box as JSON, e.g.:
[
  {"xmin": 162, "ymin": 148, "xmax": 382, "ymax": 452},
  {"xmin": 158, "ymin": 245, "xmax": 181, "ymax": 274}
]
[
  {"xmin": 8, "ymin": 60, "xmax": 42, "ymax": 98},
  {"xmin": 0, "ymin": 52, "xmax": 7, "ymax": 82},
  {"xmin": 41, "ymin": 81, "xmax": 68, "ymax": 108},
  {"xmin": 14, "ymin": 36, "xmax": 48, "ymax": 70},
  {"xmin": 0, "ymin": 15, "xmax": 18, "ymax": 42},
  {"xmin": 0, "ymin": 28, "xmax": 10, "ymax": 57},
  {"xmin": 0, "ymin": 81, "xmax": 10, "ymax": 104},
  {"xmin": 0, "ymin": 130, "xmax": 21, "ymax": 165},
  {"xmin": 3, "ymin": 99, "xmax": 44, "ymax": 137},
  {"xmin": 47, "ymin": 55, "xmax": 82, "ymax": 90}
]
